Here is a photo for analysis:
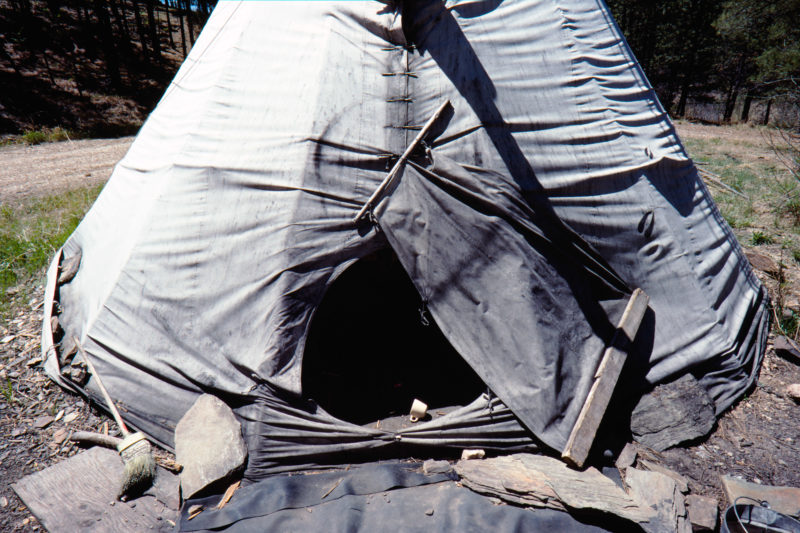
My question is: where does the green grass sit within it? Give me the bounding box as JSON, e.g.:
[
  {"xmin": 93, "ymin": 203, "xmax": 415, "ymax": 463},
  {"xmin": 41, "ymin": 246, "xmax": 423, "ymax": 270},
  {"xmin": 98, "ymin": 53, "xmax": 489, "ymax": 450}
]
[
  {"xmin": 0, "ymin": 184, "xmax": 103, "ymax": 316},
  {"xmin": 682, "ymin": 134, "xmax": 800, "ymax": 250},
  {"xmin": 751, "ymin": 231, "xmax": 775, "ymax": 245},
  {"xmin": 0, "ymin": 126, "xmax": 77, "ymax": 147}
]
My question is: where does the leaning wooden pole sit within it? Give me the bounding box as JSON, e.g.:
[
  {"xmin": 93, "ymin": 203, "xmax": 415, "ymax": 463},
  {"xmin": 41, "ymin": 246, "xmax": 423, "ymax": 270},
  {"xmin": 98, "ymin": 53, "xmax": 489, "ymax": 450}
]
[
  {"xmin": 562, "ymin": 288, "xmax": 650, "ymax": 468},
  {"xmin": 353, "ymin": 99, "xmax": 451, "ymax": 224}
]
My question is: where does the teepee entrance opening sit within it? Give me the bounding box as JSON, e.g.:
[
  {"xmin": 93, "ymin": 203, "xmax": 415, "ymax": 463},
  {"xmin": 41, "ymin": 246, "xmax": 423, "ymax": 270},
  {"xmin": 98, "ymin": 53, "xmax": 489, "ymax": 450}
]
[{"xmin": 302, "ymin": 247, "xmax": 486, "ymax": 426}]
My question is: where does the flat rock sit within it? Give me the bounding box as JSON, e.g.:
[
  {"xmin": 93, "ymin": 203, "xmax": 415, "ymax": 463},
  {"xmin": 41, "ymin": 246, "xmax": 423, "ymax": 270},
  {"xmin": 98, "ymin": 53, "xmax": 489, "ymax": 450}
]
[
  {"xmin": 175, "ymin": 394, "xmax": 248, "ymax": 500},
  {"xmin": 630, "ymin": 374, "xmax": 716, "ymax": 451},
  {"xmin": 685, "ymin": 494, "xmax": 718, "ymax": 531},
  {"xmin": 773, "ymin": 336, "xmax": 800, "ymax": 365},
  {"xmin": 33, "ymin": 415, "xmax": 54, "ymax": 429},
  {"xmin": 624, "ymin": 467, "xmax": 691, "ymax": 533},
  {"xmin": 787, "ymin": 383, "xmax": 800, "ymax": 402},
  {"xmin": 721, "ymin": 475, "xmax": 800, "ymax": 517},
  {"xmin": 422, "ymin": 459, "xmax": 452, "ymax": 475},
  {"xmin": 744, "ymin": 250, "xmax": 779, "ymax": 275}
]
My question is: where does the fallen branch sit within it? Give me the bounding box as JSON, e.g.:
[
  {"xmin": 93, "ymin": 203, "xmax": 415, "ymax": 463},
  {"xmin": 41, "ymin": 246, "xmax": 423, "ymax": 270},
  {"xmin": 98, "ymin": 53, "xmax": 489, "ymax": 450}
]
[
  {"xmin": 698, "ymin": 168, "xmax": 749, "ymax": 199},
  {"xmin": 70, "ymin": 430, "xmax": 121, "ymax": 448}
]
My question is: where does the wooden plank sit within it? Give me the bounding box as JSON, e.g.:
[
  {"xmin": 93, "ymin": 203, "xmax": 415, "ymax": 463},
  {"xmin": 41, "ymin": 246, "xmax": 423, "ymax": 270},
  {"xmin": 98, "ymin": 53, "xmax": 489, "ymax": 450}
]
[
  {"xmin": 12, "ymin": 447, "xmax": 179, "ymax": 533},
  {"xmin": 562, "ymin": 288, "xmax": 650, "ymax": 468},
  {"xmin": 455, "ymin": 454, "xmax": 653, "ymax": 524}
]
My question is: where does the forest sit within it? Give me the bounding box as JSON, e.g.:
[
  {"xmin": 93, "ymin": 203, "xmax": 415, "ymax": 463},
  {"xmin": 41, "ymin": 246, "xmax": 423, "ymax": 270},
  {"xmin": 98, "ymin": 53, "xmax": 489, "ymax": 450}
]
[{"xmin": 0, "ymin": 0, "xmax": 798, "ymax": 137}]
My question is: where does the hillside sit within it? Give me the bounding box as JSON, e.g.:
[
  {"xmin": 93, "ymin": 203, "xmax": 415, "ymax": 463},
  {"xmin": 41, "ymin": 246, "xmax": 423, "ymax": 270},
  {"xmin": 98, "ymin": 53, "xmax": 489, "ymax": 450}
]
[{"xmin": 0, "ymin": 0, "xmax": 210, "ymax": 140}]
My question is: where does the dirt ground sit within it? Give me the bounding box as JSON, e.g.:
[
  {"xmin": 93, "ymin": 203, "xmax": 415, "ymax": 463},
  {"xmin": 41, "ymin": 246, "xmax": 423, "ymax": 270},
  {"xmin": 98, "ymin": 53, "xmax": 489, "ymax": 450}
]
[
  {"xmin": 1, "ymin": 125, "xmax": 800, "ymax": 531},
  {"xmin": 0, "ymin": 137, "xmax": 133, "ymax": 204}
]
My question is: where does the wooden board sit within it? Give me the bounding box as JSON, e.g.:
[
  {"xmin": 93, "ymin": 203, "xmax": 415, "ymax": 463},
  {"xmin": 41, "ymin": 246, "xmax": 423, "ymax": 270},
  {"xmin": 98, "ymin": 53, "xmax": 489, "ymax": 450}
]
[
  {"xmin": 12, "ymin": 447, "xmax": 179, "ymax": 533},
  {"xmin": 562, "ymin": 288, "xmax": 650, "ymax": 467},
  {"xmin": 455, "ymin": 454, "xmax": 653, "ymax": 524}
]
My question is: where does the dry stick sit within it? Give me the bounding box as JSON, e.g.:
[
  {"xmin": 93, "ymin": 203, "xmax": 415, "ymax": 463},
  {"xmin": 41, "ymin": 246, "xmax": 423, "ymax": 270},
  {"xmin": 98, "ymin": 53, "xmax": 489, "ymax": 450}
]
[
  {"xmin": 353, "ymin": 99, "xmax": 451, "ymax": 224},
  {"xmin": 73, "ymin": 336, "xmax": 130, "ymax": 436},
  {"xmin": 697, "ymin": 168, "xmax": 749, "ymax": 199},
  {"xmin": 70, "ymin": 430, "xmax": 122, "ymax": 448}
]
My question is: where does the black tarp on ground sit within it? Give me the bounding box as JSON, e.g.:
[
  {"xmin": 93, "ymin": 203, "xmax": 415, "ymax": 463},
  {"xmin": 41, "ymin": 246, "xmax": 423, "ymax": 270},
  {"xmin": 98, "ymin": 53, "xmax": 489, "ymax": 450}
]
[{"xmin": 180, "ymin": 462, "xmax": 642, "ymax": 533}]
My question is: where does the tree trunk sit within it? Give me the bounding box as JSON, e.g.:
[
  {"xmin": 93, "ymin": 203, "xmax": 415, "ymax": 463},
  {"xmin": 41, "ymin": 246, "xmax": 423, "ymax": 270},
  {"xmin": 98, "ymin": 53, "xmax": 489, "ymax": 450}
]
[
  {"xmin": 763, "ymin": 99, "xmax": 773, "ymax": 126},
  {"xmin": 40, "ymin": 50, "xmax": 56, "ymax": 85},
  {"xmin": 109, "ymin": 0, "xmax": 132, "ymax": 55},
  {"xmin": 177, "ymin": 0, "xmax": 187, "ymax": 57},
  {"xmin": 131, "ymin": 0, "xmax": 150, "ymax": 61},
  {"xmin": 723, "ymin": 56, "xmax": 746, "ymax": 123},
  {"xmin": 109, "ymin": 0, "xmax": 131, "ymax": 42},
  {"xmin": 723, "ymin": 87, "xmax": 739, "ymax": 123},
  {"xmin": 92, "ymin": 0, "xmax": 122, "ymax": 89},
  {"xmin": 145, "ymin": 0, "xmax": 161, "ymax": 60},
  {"xmin": 740, "ymin": 95, "xmax": 753, "ymax": 123},
  {"xmin": 164, "ymin": 0, "xmax": 175, "ymax": 48},
  {"xmin": 184, "ymin": 0, "xmax": 195, "ymax": 46}
]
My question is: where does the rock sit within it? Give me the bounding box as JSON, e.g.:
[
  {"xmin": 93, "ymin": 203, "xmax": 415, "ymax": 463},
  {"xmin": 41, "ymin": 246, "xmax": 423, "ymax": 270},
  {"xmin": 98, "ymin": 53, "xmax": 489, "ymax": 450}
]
[
  {"xmin": 52, "ymin": 428, "xmax": 68, "ymax": 445},
  {"xmin": 774, "ymin": 336, "xmax": 800, "ymax": 365},
  {"xmin": 0, "ymin": 496, "xmax": 7, "ymax": 508},
  {"xmin": 63, "ymin": 412, "xmax": 79, "ymax": 424},
  {"xmin": 58, "ymin": 251, "xmax": 82, "ymax": 285},
  {"xmin": 721, "ymin": 475, "xmax": 800, "ymax": 517},
  {"xmin": 744, "ymin": 250, "xmax": 780, "ymax": 275},
  {"xmin": 615, "ymin": 442, "xmax": 638, "ymax": 470},
  {"xmin": 637, "ymin": 459, "xmax": 690, "ymax": 494},
  {"xmin": 786, "ymin": 383, "xmax": 800, "ymax": 402},
  {"xmin": 53, "ymin": 410, "xmax": 64, "ymax": 422},
  {"xmin": 422, "ymin": 459, "xmax": 452, "ymax": 475},
  {"xmin": 624, "ymin": 467, "xmax": 691, "ymax": 533},
  {"xmin": 460, "ymin": 449, "xmax": 485, "ymax": 460},
  {"xmin": 33, "ymin": 416, "xmax": 54, "ymax": 429},
  {"xmin": 685, "ymin": 494, "xmax": 718, "ymax": 531},
  {"xmin": 174, "ymin": 394, "xmax": 248, "ymax": 500},
  {"xmin": 631, "ymin": 374, "xmax": 716, "ymax": 451},
  {"xmin": 425, "ymin": 508, "xmax": 434, "ymax": 516}
]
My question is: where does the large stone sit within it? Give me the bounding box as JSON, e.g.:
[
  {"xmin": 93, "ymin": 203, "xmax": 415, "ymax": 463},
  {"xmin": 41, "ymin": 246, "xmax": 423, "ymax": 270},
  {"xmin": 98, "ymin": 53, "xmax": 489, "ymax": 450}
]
[
  {"xmin": 630, "ymin": 374, "xmax": 716, "ymax": 451},
  {"xmin": 175, "ymin": 394, "xmax": 248, "ymax": 499},
  {"xmin": 624, "ymin": 467, "xmax": 691, "ymax": 533},
  {"xmin": 721, "ymin": 475, "xmax": 800, "ymax": 517},
  {"xmin": 685, "ymin": 494, "xmax": 719, "ymax": 531}
]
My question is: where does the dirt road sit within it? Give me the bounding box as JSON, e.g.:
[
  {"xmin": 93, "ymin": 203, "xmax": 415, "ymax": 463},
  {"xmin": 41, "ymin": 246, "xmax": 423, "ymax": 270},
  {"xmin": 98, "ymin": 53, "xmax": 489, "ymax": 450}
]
[
  {"xmin": 0, "ymin": 137, "xmax": 134, "ymax": 205},
  {"xmin": 0, "ymin": 122, "xmax": 772, "ymax": 207}
]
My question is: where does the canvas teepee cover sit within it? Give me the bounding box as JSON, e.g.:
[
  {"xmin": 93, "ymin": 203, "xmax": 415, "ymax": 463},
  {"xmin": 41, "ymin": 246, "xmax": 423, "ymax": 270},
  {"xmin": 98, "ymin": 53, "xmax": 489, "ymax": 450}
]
[{"xmin": 42, "ymin": 0, "xmax": 768, "ymax": 476}]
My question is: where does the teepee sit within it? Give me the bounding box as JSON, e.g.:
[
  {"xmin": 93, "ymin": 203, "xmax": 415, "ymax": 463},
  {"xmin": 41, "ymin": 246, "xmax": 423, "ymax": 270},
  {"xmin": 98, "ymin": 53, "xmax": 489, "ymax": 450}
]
[{"xmin": 42, "ymin": 0, "xmax": 768, "ymax": 477}]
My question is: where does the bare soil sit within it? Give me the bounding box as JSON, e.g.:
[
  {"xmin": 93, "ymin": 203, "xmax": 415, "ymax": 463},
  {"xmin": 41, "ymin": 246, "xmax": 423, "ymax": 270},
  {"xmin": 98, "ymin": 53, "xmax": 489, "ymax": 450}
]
[
  {"xmin": 0, "ymin": 137, "xmax": 133, "ymax": 204},
  {"xmin": 1, "ymin": 124, "xmax": 800, "ymax": 531}
]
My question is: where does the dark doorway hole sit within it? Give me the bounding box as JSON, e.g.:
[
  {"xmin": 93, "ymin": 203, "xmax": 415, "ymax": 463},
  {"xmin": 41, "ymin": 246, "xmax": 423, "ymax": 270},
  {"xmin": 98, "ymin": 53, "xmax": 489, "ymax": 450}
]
[{"xmin": 302, "ymin": 247, "xmax": 486, "ymax": 425}]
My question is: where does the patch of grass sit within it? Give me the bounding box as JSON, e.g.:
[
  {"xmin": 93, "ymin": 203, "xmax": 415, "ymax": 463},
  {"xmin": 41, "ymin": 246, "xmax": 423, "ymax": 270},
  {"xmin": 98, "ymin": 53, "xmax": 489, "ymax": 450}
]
[
  {"xmin": 751, "ymin": 231, "xmax": 774, "ymax": 245},
  {"xmin": 2, "ymin": 378, "xmax": 13, "ymax": 405},
  {"xmin": 1, "ymin": 127, "xmax": 78, "ymax": 147},
  {"xmin": 0, "ymin": 184, "xmax": 103, "ymax": 316}
]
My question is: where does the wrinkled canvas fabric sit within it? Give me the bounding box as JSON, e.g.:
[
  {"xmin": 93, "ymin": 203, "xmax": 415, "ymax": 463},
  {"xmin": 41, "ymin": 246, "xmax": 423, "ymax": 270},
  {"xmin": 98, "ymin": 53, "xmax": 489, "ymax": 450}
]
[{"xmin": 43, "ymin": 0, "xmax": 768, "ymax": 470}]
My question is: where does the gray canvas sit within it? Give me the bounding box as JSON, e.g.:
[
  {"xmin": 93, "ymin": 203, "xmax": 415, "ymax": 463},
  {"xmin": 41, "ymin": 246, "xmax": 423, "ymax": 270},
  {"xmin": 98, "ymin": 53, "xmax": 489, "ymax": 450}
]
[{"xmin": 42, "ymin": 0, "xmax": 768, "ymax": 472}]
